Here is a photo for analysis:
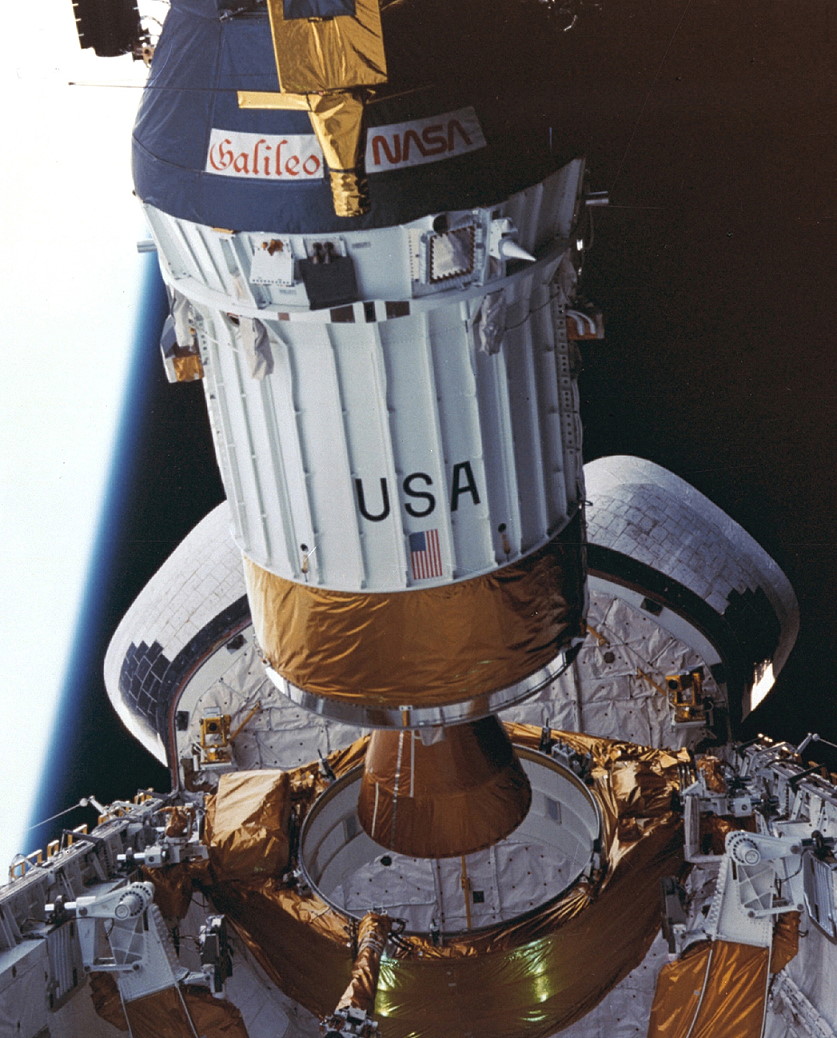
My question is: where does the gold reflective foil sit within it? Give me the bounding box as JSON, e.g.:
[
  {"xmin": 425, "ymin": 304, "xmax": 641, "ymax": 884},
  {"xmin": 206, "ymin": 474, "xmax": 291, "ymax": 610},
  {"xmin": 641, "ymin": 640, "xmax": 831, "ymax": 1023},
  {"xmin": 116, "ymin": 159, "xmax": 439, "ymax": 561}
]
[
  {"xmin": 121, "ymin": 988, "xmax": 196, "ymax": 1037},
  {"xmin": 244, "ymin": 520, "xmax": 585, "ymax": 706},
  {"xmin": 696, "ymin": 755, "xmax": 727, "ymax": 793},
  {"xmin": 236, "ymin": 89, "xmax": 370, "ymax": 214},
  {"xmin": 141, "ymin": 863, "xmax": 196, "ymax": 921},
  {"xmin": 236, "ymin": 91, "xmax": 311, "ymax": 110},
  {"xmin": 328, "ymin": 167, "xmax": 370, "ymax": 216},
  {"xmin": 266, "ymin": 0, "xmax": 387, "ymax": 93},
  {"xmin": 89, "ymin": 972, "xmax": 129, "ymax": 1031},
  {"xmin": 307, "ymin": 91, "xmax": 369, "ymax": 216},
  {"xmin": 180, "ymin": 986, "xmax": 251, "ymax": 1038},
  {"xmin": 236, "ymin": 87, "xmax": 371, "ymax": 216},
  {"xmin": 373, "ymin": 788, "xmax": 682, "ymax": 1036},
  {"xmin": 358, "ymin": 719, "xmax": 532, "ymax": 857},
  {"xmin": 91, "ymin": 973, "xmax": 251, "ymax": 1037},
  {"xmin": 305, "ymin": 91, "xmax": 366, "ymax": 169},
  {"xmin": 172, "ymin": 354, "xmax": 204, "ymax": 382},
  {"xmin": 336, "ymin": 912, "xmax": 393, "ymax": 1012},
  {"xmin": 771, "ymin": 910, "xmax": 800, "ymax": 973},
  {"xmin": 204, "ymin": 770, "xmax": 291, "ymax": 883},
  {"xmin": 208, "ymin": 880, "xmax": 354, "ymax": 1017},
  {"xmin": 152, "ymin": 728, "xmax": 686, "ymax": 1037},
  {"xmin": 647, "ymin": 940, "xmax": 770, "ymax": 1038}
]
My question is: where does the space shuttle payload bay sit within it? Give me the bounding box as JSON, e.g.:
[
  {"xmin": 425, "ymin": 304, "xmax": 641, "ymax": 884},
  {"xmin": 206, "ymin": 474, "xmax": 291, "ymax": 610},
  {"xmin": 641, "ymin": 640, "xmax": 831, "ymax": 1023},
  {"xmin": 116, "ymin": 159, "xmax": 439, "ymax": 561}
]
[{"xmin": 1, "ymin": 2, "xmax": 836, "ymax": 1038}]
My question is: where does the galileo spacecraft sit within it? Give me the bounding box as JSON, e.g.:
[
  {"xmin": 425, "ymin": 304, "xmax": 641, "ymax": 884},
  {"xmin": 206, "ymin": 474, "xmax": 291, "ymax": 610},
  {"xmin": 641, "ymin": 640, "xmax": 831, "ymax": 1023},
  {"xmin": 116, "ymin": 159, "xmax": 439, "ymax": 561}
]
[{"xmin": 0, "ymin": 2, "xmax": 834, "ymax": 1038}]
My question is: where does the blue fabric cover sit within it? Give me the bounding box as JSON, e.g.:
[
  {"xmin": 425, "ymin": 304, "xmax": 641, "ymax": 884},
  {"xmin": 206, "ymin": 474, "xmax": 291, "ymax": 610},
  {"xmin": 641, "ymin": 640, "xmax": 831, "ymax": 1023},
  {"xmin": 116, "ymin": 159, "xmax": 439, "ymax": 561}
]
[
  {"xmin": 284, "ymin": 0, "xmax": 357, "ymax": 19},
  {"xmin": 132, "ymin": 0, "xmax": 558, "ymax": 233}
]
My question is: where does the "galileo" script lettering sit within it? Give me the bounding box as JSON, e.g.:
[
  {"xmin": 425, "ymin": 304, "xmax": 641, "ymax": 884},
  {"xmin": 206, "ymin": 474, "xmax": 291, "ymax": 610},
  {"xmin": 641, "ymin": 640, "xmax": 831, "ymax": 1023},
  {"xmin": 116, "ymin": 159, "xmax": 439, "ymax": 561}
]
[
  {"xmin": 204, "ymin": 108, "xmax": 486, "ymax": 180},
  {"xmin": 206, "ymin": 131, "xmax": 323, "ymax": 179}
]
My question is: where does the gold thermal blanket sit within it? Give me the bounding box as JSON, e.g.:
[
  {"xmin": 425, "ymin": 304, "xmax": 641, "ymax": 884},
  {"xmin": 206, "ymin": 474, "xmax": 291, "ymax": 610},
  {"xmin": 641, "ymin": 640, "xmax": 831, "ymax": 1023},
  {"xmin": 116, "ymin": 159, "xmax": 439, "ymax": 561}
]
[
  {"xmin": 139, "ymin": 728, "xmax": 686, "ymax": 1038},
  {"xmin": 358, "ymin": 718, "xmax": 532, "ymax": 857},
  {"xmin": 245, "ymin": 521, "xmax": 585, "ymax": 707}
]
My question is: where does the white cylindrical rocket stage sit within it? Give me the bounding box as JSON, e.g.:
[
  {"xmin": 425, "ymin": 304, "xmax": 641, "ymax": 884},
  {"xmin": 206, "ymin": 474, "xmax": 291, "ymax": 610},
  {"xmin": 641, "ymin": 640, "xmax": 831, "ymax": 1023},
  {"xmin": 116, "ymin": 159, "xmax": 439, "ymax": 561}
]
[
  {"xmin": 145, "ymin": 168, "xmax": 587, "ymax": 727},
  {"xmin": 133, "ymin": 0, "xmax": 591, "ymax": 857}
]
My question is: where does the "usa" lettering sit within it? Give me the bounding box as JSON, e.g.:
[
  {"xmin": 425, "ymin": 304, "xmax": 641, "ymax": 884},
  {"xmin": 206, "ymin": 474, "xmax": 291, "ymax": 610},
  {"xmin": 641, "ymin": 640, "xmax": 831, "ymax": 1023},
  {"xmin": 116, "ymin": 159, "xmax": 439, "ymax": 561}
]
[{"xmin": 354, "ymin": 462, "xmax": 481, "ymax": 522}]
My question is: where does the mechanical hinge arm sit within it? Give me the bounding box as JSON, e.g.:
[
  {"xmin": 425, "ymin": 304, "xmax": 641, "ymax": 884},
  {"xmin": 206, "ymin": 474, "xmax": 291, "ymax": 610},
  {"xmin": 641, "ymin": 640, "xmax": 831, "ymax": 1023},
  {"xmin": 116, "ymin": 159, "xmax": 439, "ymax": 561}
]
[
  {"xmin": 46, "ymin": 882, "xmax": 232, "ymax": 999},
  {"xmin": 47, "ymin": 882, "xmax": 158, "ymax": 974},
  {"xmin": 321, "ymin": 913, "xmax": 396, "ymax": 1038},
  {"xmin": 704, "ymin": 832, "xmax": 808, "ymax": 946},
  {"xmin": 117, "ymin": 802, "xmax": 209, "ymax": 870}
]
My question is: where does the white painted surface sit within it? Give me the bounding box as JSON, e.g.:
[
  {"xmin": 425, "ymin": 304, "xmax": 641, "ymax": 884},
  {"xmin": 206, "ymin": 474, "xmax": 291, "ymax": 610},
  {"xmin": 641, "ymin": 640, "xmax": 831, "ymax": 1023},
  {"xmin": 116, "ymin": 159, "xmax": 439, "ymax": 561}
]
[
  {"xmin": 104, "ymin": 504, "xmax": 244, "ymax": 761},
  {"xmin": 144, "ymin": 163, "xmax": 586, "ymax": 591},
  {"xmin": 585, "ymin": 457, "xmax": 799, "ymax": 657},
  {"xmin": 303, "ymin": 752, "xmax": 600, "ymax": 933}
]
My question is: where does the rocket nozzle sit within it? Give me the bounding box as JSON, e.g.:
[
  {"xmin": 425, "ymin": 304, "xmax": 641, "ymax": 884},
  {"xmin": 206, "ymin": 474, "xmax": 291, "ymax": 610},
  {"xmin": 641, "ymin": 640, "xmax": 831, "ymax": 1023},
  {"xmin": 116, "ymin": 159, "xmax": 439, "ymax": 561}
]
[{"xmin": 357, "ymin": 716, "xmax": 532, "ymax": 858}]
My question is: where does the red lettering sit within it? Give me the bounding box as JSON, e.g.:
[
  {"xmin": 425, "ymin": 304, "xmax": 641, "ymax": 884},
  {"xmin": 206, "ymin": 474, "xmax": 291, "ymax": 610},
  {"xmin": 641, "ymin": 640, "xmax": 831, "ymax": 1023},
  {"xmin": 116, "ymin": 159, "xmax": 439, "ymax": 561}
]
[
  {"xmin": 447, "ymin": 119, "xmax": 472, "ymax": 149},
  {"xmin": 208, "ymin": 138, "xmax": 234, "ymax": 171},
  {"xmin": 370, "ymin": 118, "xmax": 471, "ymax": 168},
  {"xmin": 252, "ymin": 139, "xmax": 269, "ymax": 176},
  {"xmin": 420, "ymin": 123, "xmax": 447, "ymax": 155},
  {"xmin": 401, "ymin": 128, "xmax": 423, "ymax": 161},
  {"xmin": 209, "ymin": 116, "xmax": 477, "ymax": 179},
  {"xmin": 275, "ymin": 140, "xmax": 289, "ymax": 176},
  {"xmin": 371, "ymin": 134, "xmax": 401, "ymax": 167}
]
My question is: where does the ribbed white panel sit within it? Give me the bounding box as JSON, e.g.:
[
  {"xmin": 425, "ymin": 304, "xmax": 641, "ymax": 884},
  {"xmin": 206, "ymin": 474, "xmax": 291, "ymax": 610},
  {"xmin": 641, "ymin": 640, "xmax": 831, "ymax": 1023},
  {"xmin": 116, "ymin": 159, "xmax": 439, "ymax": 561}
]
[
  {"xmin": 144, "ymin": 204, "xmax": 191, "ymax": 281},
  {"xmin": 506, "ymin": 283, "xmax": 551, "ymax": 548},
  {"xmin": 378, "ymin": 312, "xmax": 452, "ymax": 582},
  {"xmin": 196, "ymin": 271, "xmax": 582, "ymax": 590},
  {"xmin": 553, "ymin": 295, "xmax": 583, "ymax": 516},
  {"xmin": 504, "ymin": 159, "xmax": 584, "ymax": 252},
  {"xmin": 146, "ymin": 161, "xmax": 588, "ymax": 592},
  {"xmin": 200, "ymin": 316, "xmax": 250, "ymax": 549},
  {"xmin": 260, "ymin": 330, "xmax": 318, "ymax": 570},
  {"xmin": 327, "ymin": 321, "xmax": 405, "ymax": 588},
  {"xmin": 425, "ymin": 304, "xmax": 492, "ymax": 576},
  {"xmin": 143, "ymin": 160, "xmax": 586, "ymax": 311},
  {"xmin": 533, "ymin": 289, "xmax": 570, "ymax": 523},
  {"xmin": 474, "ymin": 339, "xmax": 522, "ymax": 561},
  {"xmin": 290, "ymin": 324, "xmax": 368, "ymax": 588}
]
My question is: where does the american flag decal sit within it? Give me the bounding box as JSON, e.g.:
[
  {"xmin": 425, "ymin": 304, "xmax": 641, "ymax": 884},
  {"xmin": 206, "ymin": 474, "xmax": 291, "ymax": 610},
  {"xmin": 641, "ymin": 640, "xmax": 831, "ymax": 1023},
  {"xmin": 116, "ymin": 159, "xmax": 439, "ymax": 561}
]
[{"xmin": 409, "ymin": 529, "xmax": 443, "ymax": 580}]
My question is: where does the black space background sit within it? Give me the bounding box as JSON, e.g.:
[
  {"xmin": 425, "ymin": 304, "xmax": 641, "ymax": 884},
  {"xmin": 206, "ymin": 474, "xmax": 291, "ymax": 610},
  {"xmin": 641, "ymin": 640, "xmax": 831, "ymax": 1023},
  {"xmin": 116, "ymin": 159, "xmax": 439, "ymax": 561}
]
[{"xmin": 28, "ymin": 0, "xmax": 836, "ymax": 854}]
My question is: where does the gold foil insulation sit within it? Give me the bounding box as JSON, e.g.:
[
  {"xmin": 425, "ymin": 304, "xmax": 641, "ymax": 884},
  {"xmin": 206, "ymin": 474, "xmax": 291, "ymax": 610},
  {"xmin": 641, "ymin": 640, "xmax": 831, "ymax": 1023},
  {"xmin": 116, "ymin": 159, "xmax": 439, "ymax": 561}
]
[
  {"xmin": 266, "ymin": 0, "xmax": 387, "ymax": 93},
  {"xmin": 171, "ymin": 353, "xmax": 204, "ymax": 382},
  {"xmin": 203, "ymin": 769, "xmax": 292, "ymax": 883},
  {"xmin": 696, "ymin": 755, "xmax": 727, "ymax": 794},
  {"xmin": 90, "ymin": 974, "xmax": 250, "ymax": 1038},
  {"xmin": 136, "ymin": 728, "xmax": 687, "ymax": 1038},
  {"xmin": 140, "ymin": 862, "xmax": 196, "ymax": 921},
  {"xmin": 647, "ymin": 941, "xmax": 771, "ymax": 1038},
  {"xmin": 308, "ymin": 90, "xmax": 370, "ymax": 217},
  {"xmin": 236, "ymin": 87, "xmax": 371, "ymax": 217},
  {"xmin": 648, "ymin": 867, "xmax": 800, "ymax": 1038},
  {"xmin": 771, "ymin": 910, "xmax": 800, "ymax": 973},
  {"xmin": 248, "ymin": 0, "xmax": 386, "ymax": 217},
  {"xmin": 335, "ymin": 912, "xmax": 393, "ymax": 1013},
  {"xmin": 358, "ymin": 718, "xmax": 532, "ymax": 857},
  {"xmin": 244, "ymin": 523, "xmax": 585, "ymax": 708}
]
